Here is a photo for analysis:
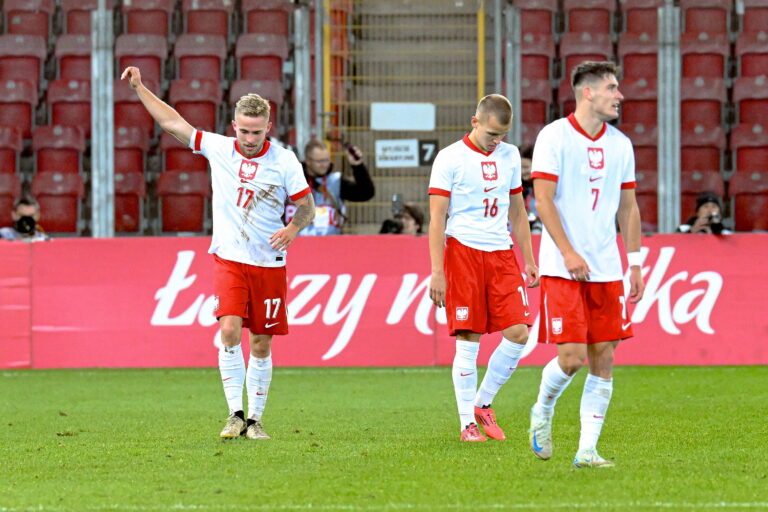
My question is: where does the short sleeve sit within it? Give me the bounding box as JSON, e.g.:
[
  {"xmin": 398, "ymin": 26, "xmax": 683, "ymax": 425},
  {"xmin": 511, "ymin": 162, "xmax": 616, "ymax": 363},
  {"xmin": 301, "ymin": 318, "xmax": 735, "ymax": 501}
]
[
  {"xmin": 509, "ymin": 147, "xmax": 523, "ymax": 192},
  {"xmin": 530, "ymin": 125, "xmax": 560, "ymax": 182},
  {"xmin": 428, "ymin": 148, "xmax": 453, "ymax": 196},
  {"xmin": 282, "ymin": 152, "xmax": 311, "ymax": 201},
  {"xmin": 188, "ymin": 129, "xmax": 228, "ymax": 158},
  {"xmin": 621, "ymin": 138, "xmax": 637, "ymax": 189}
]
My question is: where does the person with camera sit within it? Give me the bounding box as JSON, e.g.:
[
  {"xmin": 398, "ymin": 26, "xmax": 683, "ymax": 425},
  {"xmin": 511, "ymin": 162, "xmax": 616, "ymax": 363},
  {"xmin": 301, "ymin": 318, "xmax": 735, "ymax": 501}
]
[
  {"xmin": 0, "ymin": 196, "xmax": 49, "ymax": 242},
  {"xmin": 677, "ymin": 191, "xmax": 732, "ymax": 235},
  {"xmin": 380, "ymin": 196, "xmax": 425, "ymax": 235},
  {"xmin": 286, "ymin": 139, "xmax": 375, "ymax": 235}
]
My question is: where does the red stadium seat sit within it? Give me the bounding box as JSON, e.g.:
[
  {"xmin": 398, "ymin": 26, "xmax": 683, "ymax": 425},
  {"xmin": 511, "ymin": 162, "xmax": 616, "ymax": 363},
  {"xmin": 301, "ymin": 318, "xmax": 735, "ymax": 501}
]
[
  {"xmin": 32, "ymin": 125, "xmax": 86, "ymax": 175},
  {"xmin": 621, "ymin": 0, "xmax": 665, "ymax": 37},
  {"xmin": 0, "ymin": 127, "xmax": 22, "ymax": 175},
  {"xmin": 114, "ymin": 79, "xmax": 160, "ymax": 137},
  {"xmin": 619, "ymin": 77, "xmax": 657, "ymax": 125},
  {"xmin": 618, "ymin": 32, "xmax": 658, "ymax": 80},
  {"xmin": 0, "ymin": 34, "xmax": 47, "ymax": 89},
  {"xmin": 55, "ymin": 34, "xmax": 92, "ymax": 81},
  {"xmin": 558, "ymin": 32, "xmax": 613, "ymax": 81},
  {"xmin": 3, "ymin": 0, "xmax": 55, "ymax": 40},
  {"xmin": 563, "ymin": 0, "xmax": 615, "ymax": 34},
  {"xmin": 114, "ymin": 126, "xmax": 149, "ymax": 174},
  {"xmin": 680, "ymin": 32, "xmax": 729, "ymax": 78},
  {"xmin": 182, "ymin": 0, "xmax": 234, "ymax": 38},
  {"xmin": 681, "ymin": 123, "xmax": 726, "ymax": 172},
  {"xmin": 160, "ymin": 132, "xmax": 208, "ymax": 172},
  {"xmin": 557, "ymin": 79, "xmax": 576, "ymax": 117},
  {"xmin": 731, "ymin": 123, "xmax": 768, "ymax": 172},
  {"xmin": 121, "ymin": 0, "xmax": 175, "ymax": 37},
  {"xmin": 735, "ymin": 31, "xmax": 768, "ymax": 77},
  {"xmin": 619, "ymin": 123, "xmax": 658, "ymax": 171},
  {"xmin": 0, "ymin": 173, "xmax": 21, "ymax": 226},
  {"xmin": 680, "ymin": 76, "xmax": 726, "ymax": 126},
  {"xmin": 174, "ymin": 34, "xmax": 228, "ymax": 81},
  {"xmin": 521, "ymin": 78, "xmax": 552, "ymax": 125},
  {"xmin": 521, "ymin": 123, "xmax": 544, "ymax": 148},
  {"xmin": 515, "ymin": 0, "xmax": 558, "ymax": 36},
  {"xmin": 521, "ymin": 33, "xmax": 556, "ymax": 80},
  {"xmin": 730, "ymin": 171, "xmax": 768, "ymax": 231},
  {"xmin": 680, "ymin": 0, "xmax": 731, "ymax": 35},
  {"xmin": 115, "ymin": 34, "xmax": 168, "ymax": 85},
  {"xmin": 0, "ymin": 79, "xmax": 37, "ymax": 138},
  {"xmin": 236, "ymin": 33, "xmax": 289, "ymax": 81},
  {"xmin": 30, "ymin": 171, "xmax": 84, "ymax": 233},
  {"xmin": 242, "ymin": 0, "xmax": 292, "ymax": 35},
  {"xmin": 680, "ymin": 170, "xmax": 725, "ymax": 220},
  {"xmin": 740, "ymin": 0, "xmax": 768, "ymax": 33},
  {"xmin": 733, "ymin": 75, "xmax": 768, "ymax": 125},
  {"xmin": 114, "ymin": 171, "xmax": 146, "ymax": 233},
  {"xmin": 169, "ymin": 79, "xmax": 223, "ymax": 133},
  {"xmin": 62, "ymin": 0, "xmax": 114, "ymax": 34},
  {"xmin": 47, "ymin": 80, "xmax": 92, "ymax": 137},
  {"xmin": 157, "ymin": 171, "xmax": 211, "ymax": 233},
  {"xmin": 634, "ymin": 170, "xmax": 658, "ymax": 231}
]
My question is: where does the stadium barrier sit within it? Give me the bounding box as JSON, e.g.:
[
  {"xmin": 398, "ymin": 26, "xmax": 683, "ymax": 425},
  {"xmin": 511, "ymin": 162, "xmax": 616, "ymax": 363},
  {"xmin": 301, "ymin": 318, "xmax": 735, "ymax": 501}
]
[{"xmin": 0, "ymin": 234, "xmax": 765, "ymax": 369}]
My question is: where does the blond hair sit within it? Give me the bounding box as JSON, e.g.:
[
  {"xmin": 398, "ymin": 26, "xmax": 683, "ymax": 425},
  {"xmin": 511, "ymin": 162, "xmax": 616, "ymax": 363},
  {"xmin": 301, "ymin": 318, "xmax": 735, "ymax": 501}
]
[
  {"xmin": 476, "ymin": 94, "xmax": 512, "ymax": 125},
  {"xmin": 234, "ymin": 94, "xmax": 271, "ymax": 119}
]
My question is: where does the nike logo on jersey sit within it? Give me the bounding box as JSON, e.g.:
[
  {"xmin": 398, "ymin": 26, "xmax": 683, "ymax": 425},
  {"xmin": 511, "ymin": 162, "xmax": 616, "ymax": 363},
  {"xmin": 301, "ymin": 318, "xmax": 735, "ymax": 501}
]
[
  {"xmin": 622, "ymin": 322, "xmax": 632, "ymax": 330},
  {"xmin": 460, "ymin": 372, "xmax": 474, "ymax": 377},
  {"xmin": 265, "ymin": 322, "xmax": 280, "ymax": 328},
  {"xmin": 589, "ymin": 176, "xmax": 603, "ymax": 182},
  {"xmin": 484, "ymin": 186, "xmax": 498, "ymax": 193}
]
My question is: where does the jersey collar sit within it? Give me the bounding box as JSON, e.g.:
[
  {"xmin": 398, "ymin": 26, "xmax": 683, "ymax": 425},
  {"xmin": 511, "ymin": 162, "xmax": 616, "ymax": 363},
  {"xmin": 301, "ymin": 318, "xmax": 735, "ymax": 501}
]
[
  {"xmin": 235, "ymin": 139, "xmax": 271, "ymax": 159},
  {"xmin": 567, "ymin": 113, "xmax": 606, "ymax": 142},
  {"xmin": 462, "ymin": 134, "xmax": 493, "ymax": 156}
]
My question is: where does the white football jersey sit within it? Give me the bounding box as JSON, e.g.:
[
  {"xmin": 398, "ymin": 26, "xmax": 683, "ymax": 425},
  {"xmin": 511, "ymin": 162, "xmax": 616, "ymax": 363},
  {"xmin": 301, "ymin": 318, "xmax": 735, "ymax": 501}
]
[
  {"xmin": 189, "ymin": 130, "xmax": 310, "ymax": 267},
  {"xmin": 429, "ymin": 135, "xmax": 523, "ymax": 252},
  {"xmin": 532, "ymin": 114, "xmax": 636, "ymax": 281}
]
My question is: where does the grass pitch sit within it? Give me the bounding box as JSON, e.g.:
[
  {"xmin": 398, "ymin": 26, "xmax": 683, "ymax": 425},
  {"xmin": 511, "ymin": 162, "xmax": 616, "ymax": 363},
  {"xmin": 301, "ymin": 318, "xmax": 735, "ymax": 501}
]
[{"xmin": 1, "ymin": 365, "xmax": 767, "ymax": 512}]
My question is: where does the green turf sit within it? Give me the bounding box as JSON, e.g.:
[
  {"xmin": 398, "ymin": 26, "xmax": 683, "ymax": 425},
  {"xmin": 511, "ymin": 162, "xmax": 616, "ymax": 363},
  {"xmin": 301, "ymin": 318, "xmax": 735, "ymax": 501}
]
[{"xmin": 1, "ymin": 366, "xmax": 767, "ymax": 512}]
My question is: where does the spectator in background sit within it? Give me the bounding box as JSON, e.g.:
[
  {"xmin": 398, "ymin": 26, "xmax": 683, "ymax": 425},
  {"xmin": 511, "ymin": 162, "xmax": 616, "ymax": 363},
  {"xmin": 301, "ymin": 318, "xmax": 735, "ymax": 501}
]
[
  {"xmin": 0, "ymin": 196, "xmax": 49, "ymax": 242},
  {"xmin": 519, "ymin": 145, "xmax": 541, "ymax": 233},
  {"xmin": 286, "ymin": 139, "xmax": 375, "ymax": 235},
  {"xmin": 380, "ymin": 202, "xmax": 425, "ymax": 235},
  {"xmin": 678, "ymin": 191, "xmax": 732, "ymax": 235}
]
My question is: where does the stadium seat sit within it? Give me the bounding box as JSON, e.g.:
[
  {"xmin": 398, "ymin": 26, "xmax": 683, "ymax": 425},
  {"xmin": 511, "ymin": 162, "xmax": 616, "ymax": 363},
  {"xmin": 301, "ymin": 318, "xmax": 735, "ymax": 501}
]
[
  {"xmin": 521, "ymin": 78, "xmax": 552, "ymax": 125},
  {"xmin": 521, "ymin": 33, "xmax": 556, "ymax": 80},
  {"xmin": 242, "ymin": 0, "xmax": 292, "ymax": 36},
  {"xmin": 235, "ymin": 33, "xmax": 289, "ymax": 81},
  {"xmin": 680, "ymin": 0, "xmax": 731, "ymax": 35},
  {"xmin": 47, "ymin": 79, "xmax": 92, "ymax": 137},
  {"xmin": 558, "ymin": 32, "xmax": 613, "ymax": 81},
  {"xmin": 621, "ymin": 0, "xmax": 665, "ymax": 37},
  {"xmin": 169, "ymin": 79, "xmax": 223, "ymax": 133},
  {"xmin": 729, "ymin": 171, "xmax": 768, "ymax": 231},
  {"xmin": 619, "ymin": 77, "xmax": 657, "ymax": 125},
  {"xmin": 182, "ymin": 0, "xmax": 234, "ymax": 39},
  {"xmin": 114, "ymin": 171, "xmax": 146, "ymax": 233},
  {"xmin": 563, "ymin": 0, "xmax": 615, "ymax": 34},
  {"xmin": 680, "ymin": 76, "xmax": 726, "ymax": 126},
  {"xmin": 114, "ymin": 126, "xmax": 149, "ymax": 175},
  {"xmin": 160, "ymin": 132, "xmax": 207, "ymax": 173},
  {"xmin": 115, "ymin": 34, "xmax": 168, "ymax": 86},
  {"xmin": 30, "ymin": 171, "xmax": 84, "ymax": 233},
  {"xmin": 619, "ymin": 123, "xmax": 657, "ymax": 171},
  {"xmin": 514, "ymin": 0, "xmax": 557, "ymax": 36},
  {"xmin": 0, "ymin": 79, "xmax": 37, "ymax": 138},
  {"xmin": 680, "ymin": 170, "xmax": 725, "ymax": 220},
  {"xmin": 680, "ymin": 32, "xmax": 729, "ymax": 78},
  {"xmin": 733, "ymin": 75, "xmax": 768, "ymax": 125},
  {"xmin": 121, "ymin": 0, "xmax": 175, "ymax": 37},
  {"xmin": 0, "ymin": 34, "xmax": 47, "ymax": 89},
  {"xmin": 740, "ymin": 0, "xmax": 768, "ymax": 34},
  {"xmin": 731, "ymin": 123, "xmax": 768, "ymax": 172},
  {"xmin": 681, "ymin": 123, "xmax": 726, "ymax": 172},
  {"xmin": 3, "ymin": 0, "xmax": 55, "ymax": 40},
  {"xmin": 0, "ymin": 127, "xmax": 22, "ymax": 175},
  {"xmin": 157, "ymin": 171, "xmax": 211, "ymax": 233},
  {"xmin": 0, "ymin": 173, "xmax": 21, "ymax": 227},
  {"xmin": 618, "ymin": 32, "xmax": 658, "ymax": 80},
  {"xmin": 557, "ymin": 79, "xmax": 576, "ymax": 117},
  {"xmin": 521, "ymin": 123, "xmax": 544, "ymax": 148},
  {"xmin": 32, "ymin": 125, "xmax": 86, "ymax": 175},
  {"xmin": 62, "ymin": 0, "xmax": 114, "ymax": 34},
  {"xmin": 634, "ymin": 170, "xmax": 658, "ymax": 231},
  {"xmin": 55, "ymin": 34, "xmax": 92, "ymax": 81},
  {"xmin": 735, "ymin": 31, "xmax": 768, "ymax": 77},
  {"xmin": 173, "ymin": 34, "xmax": 228, "ymax": 81},
  {"xmin": 114, "ymin": 78, "xmax": 160, "ymax": 137}
]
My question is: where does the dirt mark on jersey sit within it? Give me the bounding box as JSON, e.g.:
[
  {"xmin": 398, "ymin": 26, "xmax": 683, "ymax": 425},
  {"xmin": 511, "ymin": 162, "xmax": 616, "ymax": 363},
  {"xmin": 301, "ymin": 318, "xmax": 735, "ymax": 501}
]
[{"xmin": 239, "ymin": 184, "xmax": 280, "ymax": 242}]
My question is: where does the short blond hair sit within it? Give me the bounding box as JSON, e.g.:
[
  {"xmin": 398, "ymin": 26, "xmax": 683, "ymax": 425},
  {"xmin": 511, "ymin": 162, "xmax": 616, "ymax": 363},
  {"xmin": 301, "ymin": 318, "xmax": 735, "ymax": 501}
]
[
  {"xmin": 235, "ymin": 94, "xmax": 271, "ymax": 119},
  {"xmin": 476, "ymin": 94, "xmax": 512, "ymax": 125}
]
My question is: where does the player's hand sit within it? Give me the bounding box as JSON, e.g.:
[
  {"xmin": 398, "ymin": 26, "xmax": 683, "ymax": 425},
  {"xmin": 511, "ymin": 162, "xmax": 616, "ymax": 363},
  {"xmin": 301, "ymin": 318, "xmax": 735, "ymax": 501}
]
[
  {"xmin": 525, "ymin": 263, "xmax": 540, "ymax": 288},
  {"xmin": 120, "ymin": 66, "xmax": 143, "ymax": 90},
  {"xmin": 270, "ymin": 224, "xmax": 299, "ymax": 251},
  {"xmin": 429, "ymin": 271, "xmax": 447, "ymax": 308},
  {"xmin": 628, "ymin": 267, "xmax": 645, "ymax": 303},
  {"xmin": 564, "ymin": 250, "xmax": 590, "ymax": 281}
]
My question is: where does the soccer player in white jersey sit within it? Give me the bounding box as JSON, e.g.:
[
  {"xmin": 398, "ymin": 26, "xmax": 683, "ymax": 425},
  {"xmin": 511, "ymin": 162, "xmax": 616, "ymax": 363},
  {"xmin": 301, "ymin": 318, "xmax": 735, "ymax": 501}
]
[
  {"xmin": 121, "ymin": 66, "xmax": 315, "ymax": 440},
  {"xmin": 428, "ymin": 94, "xmax": 539, "ymax": 442},
  {"xmin": 528, "ymin": 61, "xmax": 645, "ymax": 467}
]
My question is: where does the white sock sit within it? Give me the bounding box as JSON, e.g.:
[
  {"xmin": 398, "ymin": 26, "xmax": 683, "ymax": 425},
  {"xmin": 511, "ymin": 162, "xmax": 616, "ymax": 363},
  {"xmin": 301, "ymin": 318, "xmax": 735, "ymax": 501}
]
[
  {"xmin": 532, "ymin": 356, "xmax": 574, "ymax": 418},
  {"xmin": 452, "ymin": 340, "xmax": 480, "ymax": 429},
  {"xmin": 246, "ymin": 354, "xmax": 273, "ymax": 421},
  {"xmin": 475, "ymin": 337, "xmax": 526, "ymax": 407},
  {"xmin": 218, "ymin": 344, "xmax": 245, "ymax": 415},
  {"xmin": 578, "ymin": 373, "xmax": 613, "ymax": 452}
]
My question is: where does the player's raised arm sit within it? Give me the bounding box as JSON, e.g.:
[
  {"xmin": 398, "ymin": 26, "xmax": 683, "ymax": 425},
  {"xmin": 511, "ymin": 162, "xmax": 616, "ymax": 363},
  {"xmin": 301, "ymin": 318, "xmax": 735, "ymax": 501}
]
[
  {"xmin": 617, "ymin": 187, "xmax": 645, "ymax": 303},
  {"xmin": 508, "ymin": 192, "xmax": 540, "ymax": 287},
  {"xmin": 121, "ymin": 66, "xmax": 194, "ymax": 147},
  {"xmin": 428, "ymin": 194, "xmax": 449, "ymax": 307}
]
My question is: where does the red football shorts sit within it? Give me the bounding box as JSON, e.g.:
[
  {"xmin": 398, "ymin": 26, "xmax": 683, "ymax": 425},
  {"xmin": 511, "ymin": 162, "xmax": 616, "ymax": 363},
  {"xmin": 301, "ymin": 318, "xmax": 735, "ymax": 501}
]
[
  {"xmin": 537, "ymin": 276, "xmax": 633, "ymax": 344},
  {"xmin": 212, "ymin": 254, "xmax": 289, "ymax": 335},
  {"xmin": 444, "ymin": 237, "xmax": 532, "ymax": 336}
]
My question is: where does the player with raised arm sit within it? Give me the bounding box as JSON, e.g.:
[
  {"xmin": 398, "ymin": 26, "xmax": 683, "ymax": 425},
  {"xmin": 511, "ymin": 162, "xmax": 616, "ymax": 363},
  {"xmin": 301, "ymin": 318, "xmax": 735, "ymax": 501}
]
[
  {"xmin": 428, "ymin": 94, "xmax": 539, "ymax": 442},
  {"xmin": 528, "ymin": 61, "xmax": 645, "ymax": 467},
  {"xmin": 121, "ymin": 66, "xmax": 315, "ymax": 440}
]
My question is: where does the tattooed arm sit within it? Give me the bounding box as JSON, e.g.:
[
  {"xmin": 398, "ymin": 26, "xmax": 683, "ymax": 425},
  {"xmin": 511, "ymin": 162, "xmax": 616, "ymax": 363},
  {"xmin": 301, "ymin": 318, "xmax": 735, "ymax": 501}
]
[{"xmin": 269, "ymin": 194, "xmax": 315, "ymax": 251}]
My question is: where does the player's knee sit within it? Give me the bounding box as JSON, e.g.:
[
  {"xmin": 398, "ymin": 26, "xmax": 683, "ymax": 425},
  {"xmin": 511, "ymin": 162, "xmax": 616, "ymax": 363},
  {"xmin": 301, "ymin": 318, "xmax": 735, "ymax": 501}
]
[
  {"xmin": 502, "ymin": 324, "xmax": 528, "ymax": 344},
  {"xmin": 559, "ymin": 354, "xmax": 586, "ymax": 376},
  {"xmin": 219, "ymin": 325, "xmax": 241, "ymax": 347},
  {"xmin": 250, "ymin": 335, "xmax": 272, "ymax": 358}
]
